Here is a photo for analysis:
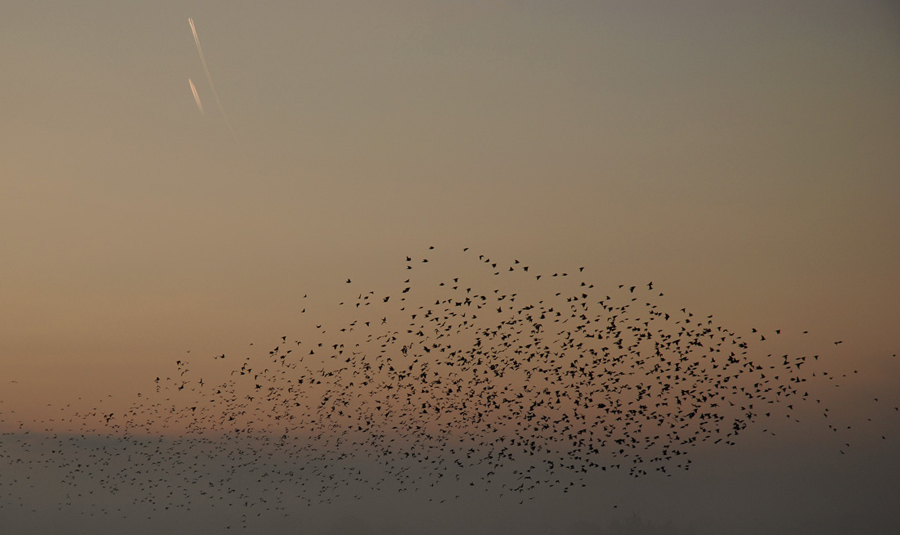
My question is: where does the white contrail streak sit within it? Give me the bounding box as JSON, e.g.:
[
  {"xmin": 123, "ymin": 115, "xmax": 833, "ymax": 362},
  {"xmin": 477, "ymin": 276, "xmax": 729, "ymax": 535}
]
[
  {"xmin": 189, "ymin": 78, "xmax": 204, "ymax": 113},
  {"xmin": 188, "ymin": 17, "xmax": 239, "ymax": 144}
]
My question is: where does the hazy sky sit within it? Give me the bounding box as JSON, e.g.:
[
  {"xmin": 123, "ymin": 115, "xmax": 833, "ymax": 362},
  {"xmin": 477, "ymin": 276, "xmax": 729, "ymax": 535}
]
[{"xmin": 2, "ymin": 1, "xmax": 899, "ymax": 533}]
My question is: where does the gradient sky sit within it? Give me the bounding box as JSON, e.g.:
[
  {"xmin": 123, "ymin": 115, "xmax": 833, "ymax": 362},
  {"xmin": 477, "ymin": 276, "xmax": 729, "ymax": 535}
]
[{"xmin": 2, "ymin": 1, "xmax": 899, "ymax": 533}]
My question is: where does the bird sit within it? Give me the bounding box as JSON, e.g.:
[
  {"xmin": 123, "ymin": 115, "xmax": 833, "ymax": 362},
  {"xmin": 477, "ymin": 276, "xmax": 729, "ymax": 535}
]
[{"xmin": 0, "ymin": 244, "xmax": 891, "ymax": 526}]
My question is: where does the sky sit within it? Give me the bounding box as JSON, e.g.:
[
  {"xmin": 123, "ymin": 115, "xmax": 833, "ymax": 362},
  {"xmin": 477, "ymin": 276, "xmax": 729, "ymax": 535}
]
[{"xmin": 1, "ymin": 1, "xmax": 899, "ymax": 533}]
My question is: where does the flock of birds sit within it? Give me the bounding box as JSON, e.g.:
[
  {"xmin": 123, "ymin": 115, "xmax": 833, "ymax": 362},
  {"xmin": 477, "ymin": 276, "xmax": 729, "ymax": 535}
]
[{"xmin": 1, "ymin": 246, "xmax": 896, "ymax": 527}]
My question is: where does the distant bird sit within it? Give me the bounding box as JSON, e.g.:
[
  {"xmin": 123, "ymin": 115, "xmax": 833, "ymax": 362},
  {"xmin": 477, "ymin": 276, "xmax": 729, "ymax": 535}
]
[{"xmin": 0, "ymin": 244, "xmax": 889, "ymax": 524}]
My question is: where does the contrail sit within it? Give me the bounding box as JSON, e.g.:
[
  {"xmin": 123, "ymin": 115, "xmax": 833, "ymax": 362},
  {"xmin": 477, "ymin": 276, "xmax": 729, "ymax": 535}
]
[
  {"xmin": 188, "ymin": 17, "xmax": 239, "ymax": 145},
  {"xmin": 189, "ymin": 78, "xmax": 203, "ymax": 113}
]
